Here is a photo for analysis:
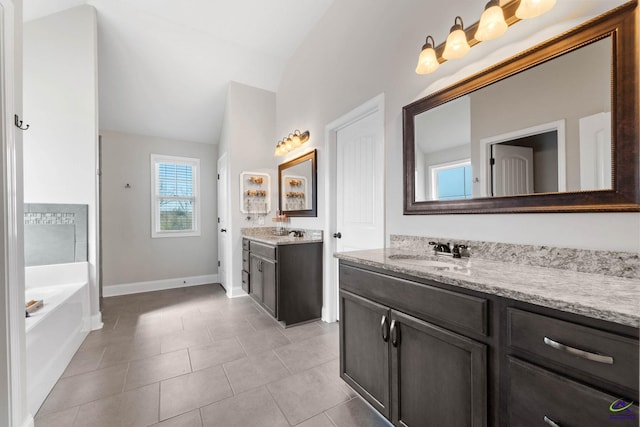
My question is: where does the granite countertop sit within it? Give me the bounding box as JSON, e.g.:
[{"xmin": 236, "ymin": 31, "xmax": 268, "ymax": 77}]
[
  {"xmin": 242, "ymin": 227, "xmax": 323, "ymax": 246},
  {"xmin": 335, "ymin": 248, "xmax": 640, "ymax": 328}
]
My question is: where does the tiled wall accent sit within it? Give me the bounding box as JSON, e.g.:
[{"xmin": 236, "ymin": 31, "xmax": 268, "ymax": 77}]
[
  {"xmin": 24, "ymin": 212, "xmax": 76, "ymax": 225},
  {"xmin": 24, "ymin": 204, "xmax": 88, "ymax": 267},
  {"xmin": 390, "ymin": 234, "xmax": 640, "ymax": 279}
]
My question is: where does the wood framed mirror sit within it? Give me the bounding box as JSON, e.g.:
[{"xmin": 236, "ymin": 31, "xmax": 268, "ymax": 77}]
[
  {"xmin": 403, "ymin": 2, "xmax": 639, "ymax": 214},
  {"xmin": 278, "ymin": 149, "xmax": 317, "ymax": 217}
]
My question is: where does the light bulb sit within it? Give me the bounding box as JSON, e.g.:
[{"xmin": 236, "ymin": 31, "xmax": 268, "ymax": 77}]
[{"xmin": 475, "ymin": 2, "xmax": 508, "ymax": 41}]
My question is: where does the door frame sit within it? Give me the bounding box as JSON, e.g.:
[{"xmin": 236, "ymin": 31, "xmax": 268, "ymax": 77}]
[
  {"xmin": 0, "ymin": 1, "xmax": 30, "ymax": 426},
  {"xmin": 478, "ymin": 119, "xmax": 566, "ymax": 197},
  {"xmin": 323, "ymin": 93, "xmax": 385, "ymax": 322},
  {"xmin": 217, "ymin": 153, "xmax": 231, "ymax": 295}
]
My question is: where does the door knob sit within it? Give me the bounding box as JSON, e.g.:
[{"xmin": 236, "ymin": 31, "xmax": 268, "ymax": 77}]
[
  {"xmin": 333, "ymin": 232, "xmax": 342, "ymax": 239},
  {"xmin": 220, "ymin": 229, "xmax": 227, "ymax": 232}
]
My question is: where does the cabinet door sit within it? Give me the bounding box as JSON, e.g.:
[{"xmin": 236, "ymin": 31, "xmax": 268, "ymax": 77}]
[
  {"xmin": 249, "ymin": 254, "xmax": 262, "ymax": 303},
  {"xmin": 261, "ymin": 258, "xmax": 277, "ymax": 318},
  {"xmin": 339, "ymin": 291, "xmax": 391, "ymax": 418},
  {"xmin": 390, "ymin": 310, "xmax": 486, "ymax": 427}
]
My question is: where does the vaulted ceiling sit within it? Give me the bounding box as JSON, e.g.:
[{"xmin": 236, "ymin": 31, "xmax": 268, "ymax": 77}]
[{"xmin": 23, "ymin": 0, "xmax": 335, "ymax": 144}]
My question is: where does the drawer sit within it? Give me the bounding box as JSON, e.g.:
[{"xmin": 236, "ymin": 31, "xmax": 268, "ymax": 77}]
[
  {"xmin": 242, "ymin": 250, "xmax": 250, "ymax": 272},
  {"xmin": 242, "ymin": 239, "xmax": 250, "ymax": 251},
  {"xmin": 508, "ymin": 308, "xmax": 639, "ymax": 392},
  {"xmin": 241, "ymin": 270, "xmax": 249, "ymax": 293},
  {"xmin": 339, "ymin": 264, "xmax": 487, "ymax": 336},
  {"xmin": 508, "ymin": 357, "xmax": 639, "ymax": 427},
  {"xmin": 251, "ymin": 241, "xmax": 277, "ymax": 261}
]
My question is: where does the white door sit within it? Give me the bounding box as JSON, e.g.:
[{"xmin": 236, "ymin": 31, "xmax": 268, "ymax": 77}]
[
  {"xmin": 492, "ymin": 144, "xmax": 534, "ymax": 196},
  {"xmin": 579, "ymin": 112, "xmax": 612, "ymax": 191},
  {"xmin": 336, "ymin": 110, "xmax": 384, "ymax": 253},
  {"xmin": 217, "ymin": 154, "xmax": 229, "ymax": 291}
]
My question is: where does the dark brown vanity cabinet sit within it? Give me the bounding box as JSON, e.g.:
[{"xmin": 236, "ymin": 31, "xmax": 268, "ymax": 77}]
[
  {"xmin": 244, "ymin": 238, "xmax": 323, "ymax": 326},
  {"xmin": 339, "ymin": 260, "xmax": 640, "ymax": 427},
  {"xmin": 339, "ymin": 263, "xmax": 487, "ymax": 427}
]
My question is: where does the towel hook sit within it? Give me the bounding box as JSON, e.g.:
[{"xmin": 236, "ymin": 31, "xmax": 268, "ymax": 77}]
[{"xmin": 14, "ymin": 114, "xmax": 29, "ymax": 130}]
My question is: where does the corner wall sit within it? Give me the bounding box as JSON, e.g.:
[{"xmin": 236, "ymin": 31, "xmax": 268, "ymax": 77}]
[
  {"xmin": 218, "ymin": 82, "xmax": 276, "ymax": 296},
  {"xmin": 100, "ymin": 131, "xmax": 218, "ymax": 294},
  {"xmin": 23, "ymin": 5, "xmax": 101, "ymax": 326}
]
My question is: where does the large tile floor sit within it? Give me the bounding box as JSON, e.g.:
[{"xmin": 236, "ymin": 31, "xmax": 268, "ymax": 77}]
[{"xmin": 34, "ymin": 284, "xmax": 390, "ymax": 427}]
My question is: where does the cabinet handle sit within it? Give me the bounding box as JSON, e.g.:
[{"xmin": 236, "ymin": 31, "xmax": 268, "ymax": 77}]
[
  {"xmin": 390, "ymin": 320, "xmax": 399, "ymax": 347},
  {"xmin": 543, "ymin": 415, "xmax": 561, "ymax": 427},
  {"xmin": 381, "ymin": 315, "xmax": 389, "ymax": 342},
  {"xmin": 543, "ymin": 337, "xmax": 614, "ymax": 365},
  {"xmin": 258, "ymin": 260, "xmax": 262, "ymax": 273}
]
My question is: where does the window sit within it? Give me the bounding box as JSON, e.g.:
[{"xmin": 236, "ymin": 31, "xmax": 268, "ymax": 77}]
[
  {"xmin": 151, "ymin": 154, "xmax": 200, "ymax": 238},
  {"xmin": 430, "ymin": 160, "xmax": 473, "ymax": 200}
]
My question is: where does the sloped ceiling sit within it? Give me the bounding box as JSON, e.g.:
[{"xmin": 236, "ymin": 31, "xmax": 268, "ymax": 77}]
[{"xmin": 23, "ymin": 0, "xmax": 335, "ymax": 144}]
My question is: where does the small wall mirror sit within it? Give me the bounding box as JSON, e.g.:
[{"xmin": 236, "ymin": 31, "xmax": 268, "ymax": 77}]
[
  {"xmin": 403, "ymin": 4, "xmax": 639, "ymax": 214},
  {"xmin": 278, "ymin": 149, "xmax": 317, "ymax": 217}
]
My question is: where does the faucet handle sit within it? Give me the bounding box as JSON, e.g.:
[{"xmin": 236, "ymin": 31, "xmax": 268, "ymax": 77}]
[{"xmin": 452, "ymin": 244, "xmax": 468, "ymax": 258}]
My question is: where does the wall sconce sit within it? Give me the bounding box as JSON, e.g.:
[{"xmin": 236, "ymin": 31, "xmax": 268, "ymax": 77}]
[
  {"xmin": 415, "ymin": 36, "xmax": 440, "ymax": 74},
  {"xmin": 414, "ymin": 0, "xmax": 556, "ymax": 75},
  {"xmin": 476, "ymin": 0, "xmax": 508, "ymax": 41},
  {"xmin": 442, "ymin": 16, "xmax": 470, "ymax": 60},
  {"xmin": 516, "ymin": 0, "xmax": 556, "ymax": 19},
  {"xmin": 274, "ymin": 130, "xmax": 310, "ymax": 156}
]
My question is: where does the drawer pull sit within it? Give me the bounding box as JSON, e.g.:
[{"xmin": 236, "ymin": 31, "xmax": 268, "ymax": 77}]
[
  {"xmin": 543, "ymin": 415, "xmax": 560, "ymax": 427},
  {"xmin": 543, "ymin": 337, "xmax": 614, "ymax": 365},
  {"xmin": 381, "ymin": 315, "xmax": 389, "ymax": 342}
]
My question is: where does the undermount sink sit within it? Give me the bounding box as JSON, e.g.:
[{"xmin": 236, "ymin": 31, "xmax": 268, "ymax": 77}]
[{"xmin": 388, "ymin": 254, "xmax": 469, "ymax": 273}]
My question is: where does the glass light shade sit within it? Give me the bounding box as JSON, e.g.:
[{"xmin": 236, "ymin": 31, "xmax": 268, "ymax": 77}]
[
  {"xmin": 291, "ymin": 134, "xmax": 302, "ymax": 147},
  {"xmin": 475, "ymin": 5, "xmax": 508, "ymax": 41},
  {"xmin": 284, "ymin": 137, "xmax": 293, "ymax": 150},
  {"xmin": 442, "ymin": 28, "xmax": 470, "ymax": 60},
  {"xmin": 275, "ymin": 144, "xmax": 284, "ymax": 156},
  {"xmin": 516, "ymin": 0, "xmax": 556, "ymax": 19},
  {"xmin": 415, "ymin": 46, "xmax": 440, "ymax": 74}
]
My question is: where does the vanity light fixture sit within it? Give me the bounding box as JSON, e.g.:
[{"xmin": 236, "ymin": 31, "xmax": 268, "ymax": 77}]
[
  {"xmin": 415, "ymin": 36, "xmax": 440, "ymax": 75},
  {"xmin": 442, "ymin": 16, "xmax": 470, "ymax": 60},
  {"xmin": 414, "ymin": 0, "xmax": 557, "ymax": 75},
  {"xmin": 475, "ymin": 0, "xmax": 508, "ymax": 41},
  {"xmin": 516, "ymin": 0, "xmax": 556, "ymax": 19},
  {"xmin": 274, "ymin": 130, "xmax": 310, "ymax": 156}
]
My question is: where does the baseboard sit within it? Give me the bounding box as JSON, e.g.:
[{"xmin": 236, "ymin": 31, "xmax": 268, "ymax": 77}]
[
  {"xmin": 90, "ymin": 313, "xmax": 103, "ymax": 331},
  {"xmin": 103, "ymin": 274, "xmax": 219, "ymax": 297}
]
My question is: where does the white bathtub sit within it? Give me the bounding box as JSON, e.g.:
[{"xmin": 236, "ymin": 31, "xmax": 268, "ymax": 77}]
[{"xmin": 25, "ymin": 262, "xmax": 90, "ymax": 415}]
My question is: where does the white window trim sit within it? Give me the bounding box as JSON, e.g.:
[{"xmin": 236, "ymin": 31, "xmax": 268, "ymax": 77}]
[
  {"xmin": 150, "ymin": 154, "xmax": 201, "ymax": 238},
  {"xmin": 429, "ymin": 159, "xmax": 472, "ymax": 201}
]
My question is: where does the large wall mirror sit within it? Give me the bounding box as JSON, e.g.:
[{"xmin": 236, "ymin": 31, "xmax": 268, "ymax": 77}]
[
  {"xmin": 278, "ymin": 149, "xmax": 317, "ymax": 217},
  {"xmin": 403, "ymin": 3, "xmax": 639, "ymax": 214}
]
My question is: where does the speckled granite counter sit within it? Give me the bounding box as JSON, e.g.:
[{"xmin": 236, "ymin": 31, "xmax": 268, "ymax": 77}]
[
  {"xmin": 335, "ymin": 248, "xmax": 640, "ymax": 328},
  {"xmin": 241, "ymin": 227, "xmax": 323, "ymax": 246}
]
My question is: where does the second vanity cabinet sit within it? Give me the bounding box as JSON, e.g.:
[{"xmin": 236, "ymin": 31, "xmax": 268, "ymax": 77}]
[
  {"xmin": 339, "ymin": 264, "xmax": 488, "ymax": 426},
  {"xmin": 339, "ymin": 260, "xmax": 639, "ymax": 427},
  {"xmin": 244, "ymin": 238, "xmax": 323, "ymax": 326}
]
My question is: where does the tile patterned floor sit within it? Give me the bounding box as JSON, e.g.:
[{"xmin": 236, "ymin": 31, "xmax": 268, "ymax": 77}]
[{"xmin": 34, "ymin": 284, "xmax": 390, "ymax": 427}]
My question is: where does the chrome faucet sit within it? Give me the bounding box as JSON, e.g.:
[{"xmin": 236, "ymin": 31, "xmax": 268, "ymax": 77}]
[{"xmin": 429, "ymin": 241, "xmax": 467, "ymax": 259}]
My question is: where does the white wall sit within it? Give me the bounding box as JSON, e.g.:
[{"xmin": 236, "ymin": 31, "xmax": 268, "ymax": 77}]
[
  {"xmin": 218, "ymin": 82, "xmax": 276, "ymax": 295},
  {"xmin": 276, "ymin": 0, "xmax": 639, "ymax": 253},
  {"xmin": 100, "ymin": 131, "xmax": 218, "ymax": 288},
  {"xmin": 23, "ymin": 6, "xmax": 101, "ymax": 322}
]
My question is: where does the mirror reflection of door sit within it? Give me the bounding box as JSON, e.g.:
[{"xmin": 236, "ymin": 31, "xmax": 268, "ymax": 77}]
[
  {"xmin": 490, "ymin": 130, "xmax": 559, "ymax": 196},
  {"xmin": 491, "ymin": 144, "xmax": 533, "ymax": 196}
]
